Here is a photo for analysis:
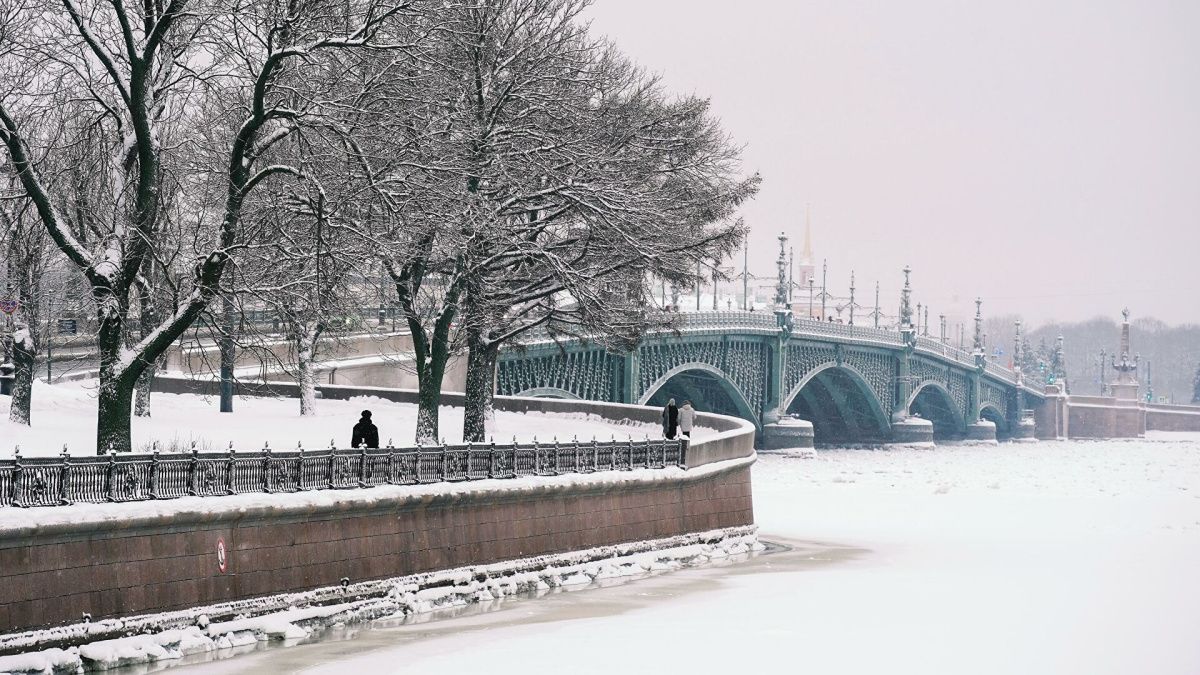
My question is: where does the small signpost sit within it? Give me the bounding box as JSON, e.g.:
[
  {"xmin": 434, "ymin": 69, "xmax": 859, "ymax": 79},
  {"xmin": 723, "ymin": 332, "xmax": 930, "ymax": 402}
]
[
  {"xmin": 216, "ymin": 538, "xmax": 228, "ymax": 573},
  {"xmin": 0, "ymin": 298, "xmax": 18, "ymax": 315}
]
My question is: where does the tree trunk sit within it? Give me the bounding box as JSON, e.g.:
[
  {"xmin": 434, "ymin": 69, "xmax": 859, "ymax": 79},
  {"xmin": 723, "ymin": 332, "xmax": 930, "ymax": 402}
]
[
  {"xmin": 415, "ymin": 349, "xmax": 449, "ymax": 444},
  {"xmin": 219, "ymin": 291, "xmax": 236, "ymax": 413},
  {"xmin": 296, "ymin": 321, "xmax": 321, "ymax": 417},
  {"xmin": 462, "ymin": 330, "xmax": 498, "ymax": 443},
  {"xmin": 134, "ymin": 263, "xmax": 160, "ymax": 417},
  {"xmin": 97, "ymin": 375, "xmax": 134, "ymax": 455},
  {"xmin": 133, "ymin": 363, "xmax": 156, "ymax": 417},
  {"xmin": 96, "ymin": 312, "xmax": 135, "ymax": 454},
  {"xmin": 8, "ymin": 325, "xmax": 35, "ymax": 425}
]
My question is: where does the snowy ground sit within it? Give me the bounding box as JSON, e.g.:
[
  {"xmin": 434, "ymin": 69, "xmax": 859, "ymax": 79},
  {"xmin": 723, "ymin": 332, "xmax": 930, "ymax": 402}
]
[
  {"xmin": 196, "ymin": 436, "xmax": 1200, "ymax": 675},
  {"xmin": 0, "ymin": 381, "xmax": 668, "ymax": 458}
]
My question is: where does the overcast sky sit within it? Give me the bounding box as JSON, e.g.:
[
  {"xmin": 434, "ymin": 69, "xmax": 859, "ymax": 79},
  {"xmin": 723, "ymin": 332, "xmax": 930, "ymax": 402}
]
[{"xmin": 585, "ymin": 0, "xmax": 1200, "ymax": 328}]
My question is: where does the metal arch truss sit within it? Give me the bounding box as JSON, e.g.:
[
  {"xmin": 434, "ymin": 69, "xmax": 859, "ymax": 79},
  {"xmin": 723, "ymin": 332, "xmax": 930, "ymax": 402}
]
[{"xmin": 496, "ymin": 311, "xmax": 1041, "ymax": 435}]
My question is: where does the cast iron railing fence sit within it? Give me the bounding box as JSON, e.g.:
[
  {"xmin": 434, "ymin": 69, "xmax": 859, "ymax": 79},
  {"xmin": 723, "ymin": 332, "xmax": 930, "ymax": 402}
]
[{"xmin": 0, "ymin": 438, "xmax": 688, "ymax": 509}]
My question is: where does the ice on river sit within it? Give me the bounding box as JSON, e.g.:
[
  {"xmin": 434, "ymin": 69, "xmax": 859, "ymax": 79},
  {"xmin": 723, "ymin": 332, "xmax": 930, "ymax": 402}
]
[
  {"xmin": 0, "ymin": 380, "xmax": 666, "ymax": 458},
  {"xmin": 286, "ymin": 437, "xmax": 1200, "ymax": 675}
]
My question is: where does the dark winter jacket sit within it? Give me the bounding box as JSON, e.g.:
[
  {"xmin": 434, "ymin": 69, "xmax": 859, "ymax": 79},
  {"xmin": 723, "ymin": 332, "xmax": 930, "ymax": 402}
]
[
  {"xmin": 662, "ymin": 403, "xmax": 679, "ymax": 439},
  {"xmin": 352, "ymin": 417, "xmax": 379, "ymax": 449}
]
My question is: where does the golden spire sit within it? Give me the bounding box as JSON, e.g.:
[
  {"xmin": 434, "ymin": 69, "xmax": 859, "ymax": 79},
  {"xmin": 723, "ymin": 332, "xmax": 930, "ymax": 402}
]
[{"xmin": 800, "ymin": 205, "xmax": 814, "ymax": 265}]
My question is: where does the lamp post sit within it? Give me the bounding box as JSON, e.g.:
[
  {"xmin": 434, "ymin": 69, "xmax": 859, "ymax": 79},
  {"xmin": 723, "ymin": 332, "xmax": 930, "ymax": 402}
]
[
  {"xmin": 874, "ymin": 281, "xmax": 880, "ymax": 328},
  {"xmin": 849, "ymin": 271, "xmax": 856, "ymax": 326},
  {"xmin": 808, "ymin": 278, "xmax": 814, "ymax": 319},
  {"xmin": 1099, "ymin": 348, "xmax": 1107, "ymax": 395},
  {"xmin": 788, "ymin": 247, "xmax": 794, "ymax": 304},
  {"xmin": 820, "ymin": 258, "xmax": 827, "ymax": 320},
  {"xmin": 742, "ymin": 245, "xmax": 749, "ymax": 311}
]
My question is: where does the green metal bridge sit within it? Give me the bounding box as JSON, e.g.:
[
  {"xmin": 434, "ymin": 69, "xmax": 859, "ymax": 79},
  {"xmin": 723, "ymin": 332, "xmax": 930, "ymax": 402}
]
[{"xmin": 497, "ymin": 311, "xmax": 1045, "ymax": 445}]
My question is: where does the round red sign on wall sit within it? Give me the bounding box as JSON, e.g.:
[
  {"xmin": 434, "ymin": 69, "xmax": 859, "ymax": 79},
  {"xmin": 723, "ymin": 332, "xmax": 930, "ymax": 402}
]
[{"xmin": 216, "ymin": 538, "xmax": 228, "ymax": 573}]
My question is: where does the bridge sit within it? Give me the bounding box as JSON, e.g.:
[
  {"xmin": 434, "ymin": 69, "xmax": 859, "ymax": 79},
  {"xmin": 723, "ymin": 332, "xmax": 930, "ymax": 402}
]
[{"xmin": 497, "ymin": 310, "xmax": 1045, "ymax": 447}]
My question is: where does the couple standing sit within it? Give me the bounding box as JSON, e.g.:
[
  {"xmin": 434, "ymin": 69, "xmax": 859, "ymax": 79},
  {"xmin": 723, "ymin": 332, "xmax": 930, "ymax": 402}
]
[{"xmin": 661, "ymin": 398, "xmax": 695, "ymax": 440}]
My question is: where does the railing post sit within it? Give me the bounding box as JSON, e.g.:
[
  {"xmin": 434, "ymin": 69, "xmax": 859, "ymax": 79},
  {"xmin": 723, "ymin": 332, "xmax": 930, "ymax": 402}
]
[
  {"xmin": 149, "ymin": 445, "xmax": 160, "ymax": 499},
  {"xmin": 11, "ymin": 450, "xmax": 22, "ymax": 507},
  {"xmin": 592, "ymin": 437, "xmax": 599, "ymax": 472},
  {"xmin": 58, "ymin": 448, "xmax": 71, "ymax": 505},
  {"xmin": 187, "ymin": 442, "xmax": 199, "ymax": 496},
  {"xmin": 262, "ymin": 444, "xmax": 272, "ymax": 493},
  {"xmin": 359, "ymin": 443, "xmax": 368, "ymax": 487},
  {"xmin": 678, "ymin": 438, "xmax": 688, "ymax": 469},
  {"xmin": 487, "ymin": 438, "xmax": 496, "ymax": 479},
  {"xmin": 385, "ymin": 439, "xmax": 395, "ymax": 484},
  {"xmin": 297, "ymin": 442, "xmax": 306, "ymax": 490},
  {"xmin": 225, "ymin": 443, "xmax": 235, "ymax": 495},
  {"xmin": 626, "ymin": 436, "xmax": 634, "ymax": 471},
  {"xmin": 572, "ymin": 435, "xmax": 580, "ymax": 474},
  {"xmin": 530, "ymin": 437, "xmax": 540, "ymax": 475},
  {"xmin": 551, "ymin": 437, "xmax": 560, "ymax": 476},
  {"xmin": 440, "ymin": 438, "xmax": 448, "ymax": 481},
  {"xmin": 326, "ymin": 440, "xmax": 336, "ymax": 489},
  {"xmin": 104, "ymin": 450, "xmax": 116, "ymax": 503}
]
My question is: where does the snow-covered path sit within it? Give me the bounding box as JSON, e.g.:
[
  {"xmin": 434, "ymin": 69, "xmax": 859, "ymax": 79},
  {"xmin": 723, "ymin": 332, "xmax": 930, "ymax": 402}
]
[
  {"xmin": 0, "ymin": 381, "xmax": 668, "ymax": 457},
  {"xmin": 245, "ymin": 437, "xmax": 1200, "ymax": 675}
]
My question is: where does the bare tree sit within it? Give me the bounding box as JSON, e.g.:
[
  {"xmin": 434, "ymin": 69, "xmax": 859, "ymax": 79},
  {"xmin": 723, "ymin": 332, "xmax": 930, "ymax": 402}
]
[
  {"xmin": 0, "ymin": 0, "xmax": 418, "ymax": 452},
  {"xmin": 0, "ymin": 184, "xmax": 48, "ymax": 424}
]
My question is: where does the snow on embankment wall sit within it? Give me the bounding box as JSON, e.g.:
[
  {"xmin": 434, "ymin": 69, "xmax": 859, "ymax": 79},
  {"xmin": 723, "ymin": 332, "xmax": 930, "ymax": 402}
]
[{"xmin": 0, "ymin": 399, "xmax": 755, "ymax": 636}]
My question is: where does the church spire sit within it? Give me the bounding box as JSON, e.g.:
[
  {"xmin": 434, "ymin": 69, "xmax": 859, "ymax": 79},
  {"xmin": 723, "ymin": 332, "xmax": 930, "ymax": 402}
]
[{"xmin": 800, "ymin": 206, "xmax": 813, "ymax": 265}]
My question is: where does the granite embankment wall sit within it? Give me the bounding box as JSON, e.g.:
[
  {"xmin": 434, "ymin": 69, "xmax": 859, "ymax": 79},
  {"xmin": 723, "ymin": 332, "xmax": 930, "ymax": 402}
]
[
  {"xmin": 0, "ymin": 390, "xmax": 755, "ymax": 635},
  {"xmin": 1033, "ymin": 392, "xmax": 1200, "ymax": 440}
]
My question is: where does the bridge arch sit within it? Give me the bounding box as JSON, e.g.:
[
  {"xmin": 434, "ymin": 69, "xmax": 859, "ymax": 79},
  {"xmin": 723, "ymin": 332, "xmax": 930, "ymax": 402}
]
[
  {"xmin": 782, "ymin": 362, "xmax": 891, "ymax": 444},
  {"xmin": 514, "ymin": 387, "xmax": 582, "ymax": 400},
  {"xmin": 906, "ymin": 381, "xmax": 965, "ymax": 440},
  {"xmin": 638, "ymin": 362, "xmax": 759, "ymax": 427},
  {"xmin": 978, "ymin": 403, "xmax": 1010, "ymax": 439}
]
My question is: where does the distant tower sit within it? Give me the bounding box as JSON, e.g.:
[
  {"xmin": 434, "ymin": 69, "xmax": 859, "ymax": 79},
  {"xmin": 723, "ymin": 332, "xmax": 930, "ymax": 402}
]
[
  {"xmin": 796, "ymin": 207, "xmax": 816, "ymax": 316},
  {"xmin": 1110, "ymin": 308, "xmax": 1140, "ymax": 401}
]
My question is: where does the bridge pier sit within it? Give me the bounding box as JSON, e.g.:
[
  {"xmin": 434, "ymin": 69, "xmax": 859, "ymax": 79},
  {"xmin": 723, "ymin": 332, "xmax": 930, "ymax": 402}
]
[
  {"xmin": 762, "ymin": 418, "xmax": 814, "ymax": 449},
  {"xmin": 889, "ymin": 417, "xmax": 934, "ymax": 444},
  {"xmin": 965, "ymin": 419, "xmax": 997, "ymax": 442}
]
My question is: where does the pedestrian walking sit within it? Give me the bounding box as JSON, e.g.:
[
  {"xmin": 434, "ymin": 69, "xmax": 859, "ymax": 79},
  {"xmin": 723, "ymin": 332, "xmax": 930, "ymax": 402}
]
[
  {"xmin": 662, "ymin": 398, "xmax": 679, "ymax": 440},
  {"xmin": 352, "ymin": 410, "xmax": 379, "ymax": 449},
  {"xmin": 678, "ymin": 400, "xmax": 696, "ymax": 438}
]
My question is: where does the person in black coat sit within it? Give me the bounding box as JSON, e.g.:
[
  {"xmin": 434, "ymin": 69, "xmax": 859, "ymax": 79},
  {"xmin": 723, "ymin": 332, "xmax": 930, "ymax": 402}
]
[
  {"xmin": 352, "ymin": 410, "xmax": 379, "ymax": 449},
  {"xmin": 661, "ymin": 398, "xmax": 679, "ymax": 440}
]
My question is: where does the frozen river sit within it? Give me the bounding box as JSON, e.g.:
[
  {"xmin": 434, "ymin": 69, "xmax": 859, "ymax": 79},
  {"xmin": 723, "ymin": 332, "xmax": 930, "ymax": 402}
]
[{"xmin": 178, "ymin": 435, "xmax": 1200, "ymax": 674}]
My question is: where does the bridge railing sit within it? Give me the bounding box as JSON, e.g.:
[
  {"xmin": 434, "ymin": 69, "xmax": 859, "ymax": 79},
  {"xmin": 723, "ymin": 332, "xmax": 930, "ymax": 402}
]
[
  {"xmin": 791, "ymin": 317, "xmax": 904, "ymax": 345},
  {"xmin": 914, "ymin": 335, "xmax": 975, "ymax": 365},
  {"xmin": 984, "ymin": 361, "xmax": 1018, "ymax": 384},
  {"xmin": 0, "ymin": 439, "xmax": 687, "ymax": 509},
  {"xmin": 674, "ymin": 310, "xmax": 781, "ymax": 331}
]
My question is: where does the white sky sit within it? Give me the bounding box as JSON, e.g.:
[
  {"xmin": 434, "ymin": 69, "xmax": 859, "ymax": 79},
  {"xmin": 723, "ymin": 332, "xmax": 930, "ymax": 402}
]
[{"xmin": 585, "ymin": 0, "xmax": 1200, "ymax": 327}]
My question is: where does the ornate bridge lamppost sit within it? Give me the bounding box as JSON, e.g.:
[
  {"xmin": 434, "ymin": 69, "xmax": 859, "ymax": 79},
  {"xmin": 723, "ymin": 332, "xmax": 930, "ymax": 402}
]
[
  {"xmin": 1110, "ymin": 308, "xmax": 1139, "ymax": 401},
  {"xmin": 972, "ymin": 298, "xmax": 985, "ymax": 358},
  {"xmin": 775, "ymin": 232, "xmax": 789, "ymax": 309},
  {"xmin": 1098, "ymin": 348, "xmax": 1107, "ymax": 395},
  {"xmin": 821, "ymin": 259, "xmax": 828, "ymax": 320},
  {"xmin": 848, "ymin": 271, "xmax": 856, "ymax": 326},
  {"xmin": 873, "ymin": 281, "xmax": 880, "ymax": 328}
]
